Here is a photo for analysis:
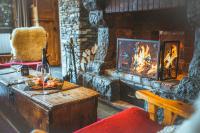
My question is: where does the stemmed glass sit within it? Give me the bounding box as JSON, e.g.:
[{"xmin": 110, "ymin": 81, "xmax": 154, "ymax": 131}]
[
  {"xmin": 36, "ymin": 63, "xmax": 51, "ymax": 94},
  {"xmin": 8, "ymin": 56, "xmax": 23, "ymax": 85},
  {"xmin": 10, "ymin": 56, "xmax": 22, "ymax": 73}
]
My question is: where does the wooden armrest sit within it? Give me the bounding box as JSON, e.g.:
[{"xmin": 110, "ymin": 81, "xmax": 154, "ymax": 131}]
[{"xmin": 136, "ymin": 90, "xmax": 194, "ymax": 125}]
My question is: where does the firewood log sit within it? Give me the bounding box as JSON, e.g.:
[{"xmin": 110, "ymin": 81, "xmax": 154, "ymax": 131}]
[
  {"xmin": 85, "ymin": 49, "xmax": 91, "ymax": 56},
  {"xmin": 86, "ymin": 56, "xmax": 91, "ymax": 63},
  {"xmin": 91, "ymin": 43, "xmax": 98, "ymax": 55},
  {"xmin": 82, "ymin": 51, "xmax": 87, "ymax": 58},
  {"xmin": 81, "ymin": 58, "xmax": 87, "ymax": 71}
]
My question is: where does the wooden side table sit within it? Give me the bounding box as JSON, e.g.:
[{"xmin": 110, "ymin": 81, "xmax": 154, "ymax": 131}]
[{"xmin": 0, "ymin": 69, "xmax": 99, "ymax": 133}]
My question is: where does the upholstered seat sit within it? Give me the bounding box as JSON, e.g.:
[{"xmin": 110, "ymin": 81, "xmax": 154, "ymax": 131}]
[
  {"xmin": 0, "ymin": 26, "xmax": 47, "ymax": 69},
  {"xmin": 11, "ymin": 26, "xmax": 47, "ymax": 62}
]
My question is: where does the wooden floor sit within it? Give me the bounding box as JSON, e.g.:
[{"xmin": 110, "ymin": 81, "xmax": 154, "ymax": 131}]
[{"xmin": 0, "ymin": 111, "xmax": 19, "ymax": 133}]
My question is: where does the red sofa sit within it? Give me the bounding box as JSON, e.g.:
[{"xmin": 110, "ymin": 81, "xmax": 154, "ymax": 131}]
[{"xmin": 75, "ymin": 107, "xmax": 163, "ymax": 133}]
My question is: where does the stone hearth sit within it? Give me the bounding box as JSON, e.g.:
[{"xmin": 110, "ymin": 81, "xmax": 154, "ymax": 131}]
[
  {"xmin": 80, "ymin": 72, "xmax": 120, "ymax": 101},
  {"xmin": 80, "ymin": 67, "xmax": 181, "ymax": 106},
  {"xmin": 105, "ymin": 69, "xmax": 180, "ymax": 92}
]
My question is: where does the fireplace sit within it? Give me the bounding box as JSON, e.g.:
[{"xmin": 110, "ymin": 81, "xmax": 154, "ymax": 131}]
[
  {"xmin": 117, "ymin": 38, "xmax": 160, "ymax": 79},
  {"xmin": 117, "ymin": 38, "xmax": 180, "ymax": 80},
  {"xmin": 161, "ymin": 41, "xmax": 180, "ymax": 80},
  {"xmin": 76, "ymin": 1, "xmax": 197, "ymax": 106}
]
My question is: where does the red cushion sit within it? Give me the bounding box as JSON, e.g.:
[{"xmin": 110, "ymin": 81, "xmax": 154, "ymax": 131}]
[
  {"xmin": 0, "ymin": 63, "xmax": 11, "ymax": 69},
  {"xmin": 75, "ymin": 107, "xmax": 163, "ymax": 133},
  {"xmin": 0, "ymin": 61, "xmax": 41, "ymax": 70}
]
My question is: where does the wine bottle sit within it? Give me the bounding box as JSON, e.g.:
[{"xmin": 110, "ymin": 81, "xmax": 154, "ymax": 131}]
[{"xmin": 41, "ymin": 48, "xmax": 50, "ymax": 73}]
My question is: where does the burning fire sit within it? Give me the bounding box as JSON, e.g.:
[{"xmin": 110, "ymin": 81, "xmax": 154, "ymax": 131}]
[
  {"xmin": 164, "ymin": 45, "xmax": 178, "ymax": 69},
  {"xmin": 131, "ymin": 45, "xmax": 157, "ymax": 75},
  {"xmin": 147, "ymin": 64, "xmax": 157, "ymax": 75}
]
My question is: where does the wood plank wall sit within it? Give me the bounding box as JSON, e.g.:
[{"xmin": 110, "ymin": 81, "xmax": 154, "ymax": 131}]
[
  {"xmin": 105, "ymin": 0, "xmax": 186, "ymax": 13},
  {"xmin": 35, "ymin": 0, "xmax": 61, "ymax": 66}
]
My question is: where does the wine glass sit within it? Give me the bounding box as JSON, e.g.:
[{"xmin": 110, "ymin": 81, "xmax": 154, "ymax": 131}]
[
  {"xmin": 36, "ymin": 63, "xmax": 51, "ymax": 94},
  {"xmin": 8, "ymin": 56, "xmax": 23, "ymax": 85},
  {"xmin": 10, "ymin": 56, "xmax": 23, "ymax": 73}
]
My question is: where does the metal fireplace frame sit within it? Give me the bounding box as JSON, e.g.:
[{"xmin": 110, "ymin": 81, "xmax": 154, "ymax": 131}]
[
  {"xmin": 116, "ymin": 38, "xmax": 181, "ymax": 81},
  {"xmin": 116, "ymin": 38, "xmax": 161, "ymax": 80}
]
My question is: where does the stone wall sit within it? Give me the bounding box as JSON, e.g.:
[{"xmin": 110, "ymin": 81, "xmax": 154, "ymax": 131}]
[
  {"xmin": 175, "ymin": 0, "xmax": 200, "ymax": 103},
  {"xmin": 187, "ymin": 0, "xmax": 200, "ymax": 28},
  {"xmin": 59, "ymin": 0, "xmax": 97, "ymax": 79}
]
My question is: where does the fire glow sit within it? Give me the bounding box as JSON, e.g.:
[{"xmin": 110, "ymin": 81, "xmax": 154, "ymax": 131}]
[
  {"xmin": 161, "ymin": 41, "xmax": 180, "ymax": 80},
  {"xmin": 131, "ymin": 45, "xmax": 157, "ymax": 76},
  {"xmin": 164, "ymin": 45, "xmax": 178, "ymax": 69}
]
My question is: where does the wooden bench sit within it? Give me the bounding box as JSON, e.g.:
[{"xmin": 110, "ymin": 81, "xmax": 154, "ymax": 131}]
[{"xmin": 136, "ymin": 90, "xmax": 194, "ymax": 125}]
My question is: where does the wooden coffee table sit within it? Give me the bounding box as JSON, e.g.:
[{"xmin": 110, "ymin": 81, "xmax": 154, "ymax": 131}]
[{"xmin": 0, "ymin": 68, "xmax": 99, "ymax": 133}]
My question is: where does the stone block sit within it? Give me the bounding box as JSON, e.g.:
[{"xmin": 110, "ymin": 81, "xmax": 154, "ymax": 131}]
[
  {"xmin": 151, "ymin": 81, "xmax": 161, "ymax": 89},
  {"xmin": 81, "ymin": 72, "xmax": 95, "ymax": 88},
  {"xmin": 79, "ymin": 72, "xmax": 120, "ymax": 101},
  {"xmin": 141, "ymin": 78, "xmax": 152, "ymax": 86},
  {"xmin": 160, "ymin": 81, "xmax": 179, "ymax": 91},
  {"xmin": 123, "ymin": 73, "xmax": 134, "ymax": 81},
  {"xmin": 134, "ymin": 83, "xmax": 143, "ymax": 88},
  {"xmin": 132, "ymin": 75, "xmax": 141, "ymax": 84},
  {"xmin": 93, "ymin": 75, "xmax": 120, "ymax": 101},
  {"xmin": 142, "ymin": 85, "xmax": 153, "ymax": 90}
]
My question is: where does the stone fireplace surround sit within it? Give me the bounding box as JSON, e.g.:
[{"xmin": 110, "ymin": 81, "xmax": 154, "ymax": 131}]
[
  {"xmin": 59, "ymin": 0, "xmax": 200, "ymax": 107},
  {"xmin": 81, "ymin": 8, "xmax": 194, "ymax": 105}
]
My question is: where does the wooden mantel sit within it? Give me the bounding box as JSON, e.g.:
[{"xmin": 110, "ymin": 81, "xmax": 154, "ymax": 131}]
[{"xmin": 105, "ymin": 0, "xmax": 186, "ymax": 13}]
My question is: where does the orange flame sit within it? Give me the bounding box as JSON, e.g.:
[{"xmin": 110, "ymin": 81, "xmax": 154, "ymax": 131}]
[
  {"xmin": 164, "ymin": 45, "xmax": 178, "ymax": 69},
  {"xmin": 147, "ymin": 64, "xmax": 157, "ymax": 75},
  {"xmin": 131, "ymin": 45, "xmax": 157, "ymax": 75}
]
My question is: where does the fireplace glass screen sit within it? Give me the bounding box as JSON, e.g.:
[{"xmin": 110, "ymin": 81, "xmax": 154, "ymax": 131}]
[
  {"xmin": 117, "ymin": 38, "xmax": 160, "ymax": 79},
  {"xmin": 161, "ymin": 41, "xmax": 180, "ymax": 80}
]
